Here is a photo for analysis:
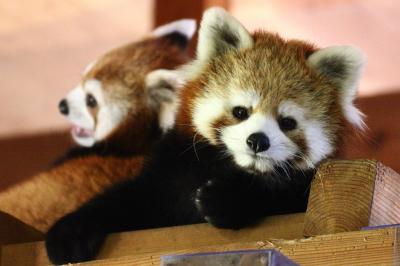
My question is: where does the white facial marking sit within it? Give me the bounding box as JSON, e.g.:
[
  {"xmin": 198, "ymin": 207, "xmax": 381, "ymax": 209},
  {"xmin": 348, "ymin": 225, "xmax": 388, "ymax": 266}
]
[
  {"xmin": 303, "ymin": 121, "xmax": 333, "ymax": 166},
  {"xmin": 193, "ymin": 96, "xmax": 225, "ymax": 143},
  {"xmin": 85, "ymin": 79, "xmax": 127, "ymax": 142},
  {"xmin": 230, "ymin": 89, "xmax": 260, "ymax": 109},
  {"xmin": 152, "ymin": 19, "xmax": 196, "ymax": 40},
  {"xmin": 64, "ymin": 85, "xmax": 96, "ymax": 147},
  {"xmin": 279, "ymin": 101, "xmax": 333, "ymax": 167}
]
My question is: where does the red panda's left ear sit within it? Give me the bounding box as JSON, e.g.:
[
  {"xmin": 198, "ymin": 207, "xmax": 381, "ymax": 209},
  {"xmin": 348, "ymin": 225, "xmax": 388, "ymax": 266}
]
[
  {"xmin": 151, "ymin": 19, "xmax": 197, "ymax": 49},
  {"xmin": 308, "ymin": 45, "xmax": 367, "ymax": 129},
  {"xmin": 145, "ymin": 69, "xmax": 185, "ymax": 104}
]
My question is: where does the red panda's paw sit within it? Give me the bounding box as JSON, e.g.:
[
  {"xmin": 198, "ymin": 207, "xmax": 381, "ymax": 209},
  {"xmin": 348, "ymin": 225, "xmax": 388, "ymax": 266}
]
[
  {"xmin": 194, "ymin": 178, "xmax": 263, "ymax": 230},
  {"xmin": 45, "ymin": 212, "xmax": 106, "ymax": 265}
]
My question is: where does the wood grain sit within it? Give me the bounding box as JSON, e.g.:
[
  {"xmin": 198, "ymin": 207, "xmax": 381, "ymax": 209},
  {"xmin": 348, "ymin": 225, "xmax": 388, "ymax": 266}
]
[
  {"xmin": 304, "ymin": 159, "xmax": 377, "ymax": 236},
  {"xmin": 369, "ymin": 162, "xmax": 400, "ymax": 226},
  {"xmin": 73, "ymin": 227, "xmax": 399, "ymax": 266},
  {"xmin": 1, "ymin": 213, "xmax": 305, "ymax": 266}
]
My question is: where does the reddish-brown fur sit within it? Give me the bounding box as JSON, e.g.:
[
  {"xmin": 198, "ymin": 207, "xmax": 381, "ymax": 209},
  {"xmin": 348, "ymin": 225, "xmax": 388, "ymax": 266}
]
[
  {"xmin": 176, "ymin": 31, "xmax": 348, "ymax": 158},
  {"xmin": 0, "ymin": 34, "xmax": 193, "ymax": 232}
]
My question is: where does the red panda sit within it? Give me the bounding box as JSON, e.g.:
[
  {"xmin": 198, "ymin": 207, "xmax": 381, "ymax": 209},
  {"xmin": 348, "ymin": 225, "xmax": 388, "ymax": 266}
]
[
  {"xmin": 0, "ymin": 19, "xmax": 196, "ymax": 233},
  {"xmin": 45, "ymin": 8, "xmax": 366, "ymax": 264}
]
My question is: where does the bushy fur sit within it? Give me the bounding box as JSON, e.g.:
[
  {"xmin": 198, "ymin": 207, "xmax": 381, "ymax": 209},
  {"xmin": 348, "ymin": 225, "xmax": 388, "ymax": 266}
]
[
  {"xmin": 0, "ymin": 20, "xmax": 195, "ymax": 233},
  {"xmin": 45, "ymin": 8, "xmax": 365, "ymax": 264}
]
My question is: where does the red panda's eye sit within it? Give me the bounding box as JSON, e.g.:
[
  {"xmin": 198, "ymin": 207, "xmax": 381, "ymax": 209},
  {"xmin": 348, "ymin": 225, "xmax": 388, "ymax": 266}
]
[
  {"xmin": 86, "ymin": 94, "xmax": 97, "ymax": 108},
  {"xmin": 232, "ymin": 106, "xmax": 249, "ymax": 120},
  {"xmin": 278, "ymin": 116, "xmax": 297, "ymax": 131}
]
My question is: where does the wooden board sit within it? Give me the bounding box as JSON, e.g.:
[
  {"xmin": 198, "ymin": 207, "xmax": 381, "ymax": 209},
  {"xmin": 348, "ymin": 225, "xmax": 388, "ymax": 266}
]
[
  {"xmin": 78, "ymin": 227, "xmax": 400, "ymax": 266},
  {"xmin": 1, "ymin": 213, "xmax": 305, "ymax": 266}
]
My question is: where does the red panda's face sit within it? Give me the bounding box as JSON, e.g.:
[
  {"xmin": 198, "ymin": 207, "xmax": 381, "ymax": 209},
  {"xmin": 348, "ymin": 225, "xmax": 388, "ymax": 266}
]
[
  {"xmin": 178, "ymin": 8, "xmax": 365, "ymax": 173},
  {"xmin": 59, "ymin": 19, "xmax": 196, "ymax": 147},
  {"xmin": 192, "ymin": 84, "xmax": 337, "ymax": 173}
]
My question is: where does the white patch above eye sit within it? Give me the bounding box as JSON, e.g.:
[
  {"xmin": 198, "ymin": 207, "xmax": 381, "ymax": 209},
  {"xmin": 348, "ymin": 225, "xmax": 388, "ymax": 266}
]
[
  {"xmin": 84, "ymin": 79, "xmax": 105, "ymax": 105},
  {"xmin": 278, "ymin": 101, "xmax": 306, "ymax": 121},
  {"xmin": 193, "ymin": 96, "xmax": 225, "ymax": 143},
  {"xmin": 230, "ymin": 89, "xmax": 260, "ymax": 109},
  {"xmin": 152, "ymin": 19, "xmax": 196, "ymax": 40}
]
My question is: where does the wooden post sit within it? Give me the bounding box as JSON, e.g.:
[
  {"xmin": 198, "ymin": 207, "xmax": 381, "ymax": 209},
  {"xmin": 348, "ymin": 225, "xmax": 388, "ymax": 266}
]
[{"xmin": 304, "ymin": 159, "xmax": 400, "ymax": 236}]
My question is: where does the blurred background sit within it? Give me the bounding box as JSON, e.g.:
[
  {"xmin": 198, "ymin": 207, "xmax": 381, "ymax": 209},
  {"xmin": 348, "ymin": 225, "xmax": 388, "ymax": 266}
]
[{"xmin": 1, "ymin": 0, "xmax": 400, "ymax": 190}]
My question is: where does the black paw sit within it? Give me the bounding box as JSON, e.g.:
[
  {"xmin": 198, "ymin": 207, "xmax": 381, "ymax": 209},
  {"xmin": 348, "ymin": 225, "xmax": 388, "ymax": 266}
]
[
  {"xmin": 195, "ymin": 178, "xmax": 262, "ymax": 229},
  {"xmin": 45, "ymin": 213, "xmax": 106, "ymax": 265}
]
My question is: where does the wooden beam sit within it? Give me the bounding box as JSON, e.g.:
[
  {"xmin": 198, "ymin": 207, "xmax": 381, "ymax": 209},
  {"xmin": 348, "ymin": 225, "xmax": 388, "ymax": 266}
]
[
  {"xmin": 5, "ymin": 226, "xmax": 397, "ymax": 266},
  {"xmin": 1, "ymin": 213, "xmax": 304, "ymax": 266},
  {"xmin": 81, "ymin": 227, "xmax": 399, "ymax": 266}
]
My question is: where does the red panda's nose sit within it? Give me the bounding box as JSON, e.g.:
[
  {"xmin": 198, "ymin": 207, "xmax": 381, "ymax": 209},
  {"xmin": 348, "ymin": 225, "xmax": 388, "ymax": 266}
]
[
  {"xmin": 246, "ymin": 132, "xmax": 270, "ymax": 153},
  {"xmin": 58, "ymin": 99, "xmax": 69, "ymax": 115}
]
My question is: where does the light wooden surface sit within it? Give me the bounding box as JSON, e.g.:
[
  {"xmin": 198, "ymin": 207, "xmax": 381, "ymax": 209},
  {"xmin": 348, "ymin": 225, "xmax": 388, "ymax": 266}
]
[
  {"xmin": 1, "ymin": 213, "xmax": 305, "ymax": 266},
  {"xmin": 304, "ymin": 159, "xmax": 377, "ymax": 236},
  {"xmin": 4, "ymin": 224, "xmax": 397, "ymax": 266},
  {"xmin": 370, "ymin": 162, "xmax": 400, "ymax": 226},
  {"xmin": 0, "ymin": 211, "xmax": 43, "ymax": 246},
  {"xmin": 304, "ymin": 159, "xmax": 400, "ymax": 236},
  {"xmin": 82, "ymin": 227, "xmax": 399, "ymax": 266}
]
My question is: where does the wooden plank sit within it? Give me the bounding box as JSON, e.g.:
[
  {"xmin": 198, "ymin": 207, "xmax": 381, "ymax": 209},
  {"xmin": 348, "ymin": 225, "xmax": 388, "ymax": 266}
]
[
  {"xmin": 79, "ymin": 227, "xmax": 398, "ymax": 266},
  {"xmin": 1, "ymin": 213, "xmax": 304, "ymax": 266},
  {"xmin": 304, "ymin": 159, "xmax": 377, "ymax": 236}
]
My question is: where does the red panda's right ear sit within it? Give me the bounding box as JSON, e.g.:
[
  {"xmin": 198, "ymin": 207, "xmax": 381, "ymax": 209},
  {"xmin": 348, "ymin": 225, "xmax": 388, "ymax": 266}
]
[
  {"xmin": 151, "ymin": 19, "xmax": 197, "ymax": 49},
  {"xmin": 308, "ymin": 45, "xmax": 366, "ymax": 129},
  {"xmin": 196, "ymin": 7, "xmax": 253, "ymax": 62}
]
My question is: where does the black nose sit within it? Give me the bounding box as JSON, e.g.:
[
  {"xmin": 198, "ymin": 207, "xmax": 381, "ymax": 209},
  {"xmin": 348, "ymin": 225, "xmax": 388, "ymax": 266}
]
[
  {"xmin": 58, "ymin": 99, "xmax": 69, "ymax": 115},
  {"xmin": 246, "ymin": 132, "xmax": 270, "ymax": 153}
]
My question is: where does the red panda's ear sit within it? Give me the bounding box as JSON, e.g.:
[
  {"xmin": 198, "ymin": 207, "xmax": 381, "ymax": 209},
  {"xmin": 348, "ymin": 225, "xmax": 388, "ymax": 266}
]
[
  {"xmin": 151, "ymin": 19, "xmax": 197, "ymax": 49},
  {"xmin": 145, "ymin": 69, "xmax": 186, "ymax": 131},
  {"xmin": 196, "ymin": 7, "xmax": 253, "ymax": 62},
  {"xmin": 308, "ymin": 45, "xmax": 367, "ymax": 129},
  {"xmin": 145, "ymin": 69, "xmax": 185, "ymax": 104}
]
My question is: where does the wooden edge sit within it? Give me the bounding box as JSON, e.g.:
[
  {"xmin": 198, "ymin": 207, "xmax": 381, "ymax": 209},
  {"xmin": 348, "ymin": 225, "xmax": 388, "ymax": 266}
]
[
  {"xmin": 369, "ymin": 162, "xmax": 400, "ymax": 226},
  {"xmin": 1, "ymin": 213, "xmax": 304, "ymax": 266},
  {"xmin": 0, "ymin": 211, "xmax": 44, "ymax": 246},
  {"xmin": 81, "ymin": 226, "xmax": 398, "ymax": 266},
  {"xmin": 303, "ymin": 159, "xmax": 377, "ymax": 236}
]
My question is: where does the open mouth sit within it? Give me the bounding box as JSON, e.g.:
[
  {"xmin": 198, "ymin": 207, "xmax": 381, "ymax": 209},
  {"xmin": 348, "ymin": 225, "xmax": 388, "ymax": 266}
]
[{"xmin": 71, "ymin": 125, "xmax": 94, "ymax": 138}]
